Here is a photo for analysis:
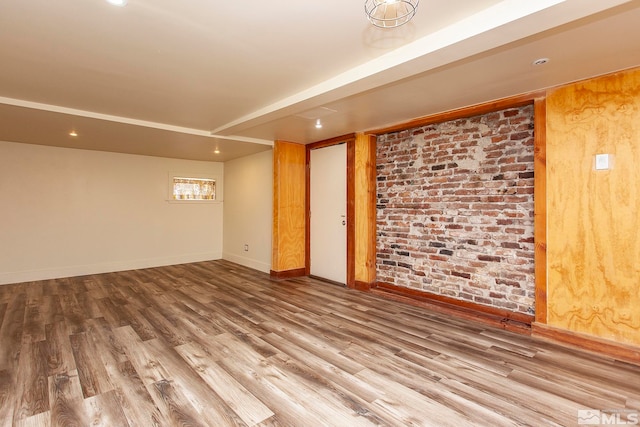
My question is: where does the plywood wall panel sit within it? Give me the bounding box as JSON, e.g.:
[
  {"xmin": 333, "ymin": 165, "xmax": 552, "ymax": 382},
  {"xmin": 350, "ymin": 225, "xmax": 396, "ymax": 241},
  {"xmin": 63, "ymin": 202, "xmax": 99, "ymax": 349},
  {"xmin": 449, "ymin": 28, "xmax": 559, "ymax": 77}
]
[
  {"xmin": 546, "ymin": 69, "xmax": 640, "ymax": 346},
  {"xmin": 354, "ymin": 133, "xmax": 377, "ymax": 285},
  {"xmin": 272, "ymin": 141, "xmax": 306, "ymax": 273}
]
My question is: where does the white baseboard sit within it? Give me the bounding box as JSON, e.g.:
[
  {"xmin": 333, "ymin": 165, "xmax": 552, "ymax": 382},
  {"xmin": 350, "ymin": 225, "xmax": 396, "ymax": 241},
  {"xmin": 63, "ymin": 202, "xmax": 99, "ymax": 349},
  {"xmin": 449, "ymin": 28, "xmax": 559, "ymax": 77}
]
[
  {"xmin": 0, "ymin": 251, "xmax": 223, "ymax": 285},
  {"xmin": 222, "ymin": 252, "xmax": 271, "ymax": 273}
]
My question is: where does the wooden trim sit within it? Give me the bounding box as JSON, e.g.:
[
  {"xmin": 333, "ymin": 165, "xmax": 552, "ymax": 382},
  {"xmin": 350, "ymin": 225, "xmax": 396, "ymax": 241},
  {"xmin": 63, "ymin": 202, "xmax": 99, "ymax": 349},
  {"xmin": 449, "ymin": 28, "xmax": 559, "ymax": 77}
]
[
  {"xmin": 308, "ymin": 133, "xmax": 356, "ymax": 150},
  {"xmin": 353, "ymin": 281, "xmax": 374, "ymax": 291},
  {"xmin": 534, "ymin": 97, "xmax": 548, "ymax": 324},
  {"xmin": 532, "ymin": 322, "xmax": 640, "ymax": 366},
  {"xmin": 270, "ymin": 268, "xmax": 307, "ymax": 280},
  {"xmin": 346, "ymin": 138, "xmax": 356, "ymax": 288},
  {"xmin": 366, "ymin": 91, "xmax": 544, "ymax": 135},
  {"xmin": 305, "ymin": 147, "xmax": 311, "ymax": 276},
  {"xmin": 374, "ymin": 282, "xmax": 534, "ymax": 327},
  {"xmin": 367, "ymin": 133, "xmax": 377, "ymax": 282}
]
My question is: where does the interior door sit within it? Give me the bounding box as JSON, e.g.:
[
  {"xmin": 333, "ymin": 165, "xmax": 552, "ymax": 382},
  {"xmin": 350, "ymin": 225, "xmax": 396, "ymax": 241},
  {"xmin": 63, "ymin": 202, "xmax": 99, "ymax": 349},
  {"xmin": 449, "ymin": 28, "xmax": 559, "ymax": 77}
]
[{"xmin": 310, "ymin": 143, "xmax": 347, "ymax": 284}]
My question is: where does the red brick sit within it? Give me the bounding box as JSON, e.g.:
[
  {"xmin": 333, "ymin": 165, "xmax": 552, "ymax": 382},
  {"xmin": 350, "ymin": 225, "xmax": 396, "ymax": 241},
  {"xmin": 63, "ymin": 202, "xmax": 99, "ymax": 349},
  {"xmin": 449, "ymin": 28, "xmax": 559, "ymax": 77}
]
[{"xmin": 377, "ymin": 105, "xmax": 534, "ymax": 315}]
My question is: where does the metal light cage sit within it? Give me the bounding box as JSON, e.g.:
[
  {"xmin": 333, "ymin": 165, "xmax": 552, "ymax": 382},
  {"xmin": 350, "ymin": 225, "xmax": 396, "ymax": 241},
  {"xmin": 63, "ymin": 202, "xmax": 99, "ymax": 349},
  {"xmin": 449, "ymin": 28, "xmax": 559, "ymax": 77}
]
[{"xmin": 364, "ymin": 0, "xmax": 419, "ymax": 28}]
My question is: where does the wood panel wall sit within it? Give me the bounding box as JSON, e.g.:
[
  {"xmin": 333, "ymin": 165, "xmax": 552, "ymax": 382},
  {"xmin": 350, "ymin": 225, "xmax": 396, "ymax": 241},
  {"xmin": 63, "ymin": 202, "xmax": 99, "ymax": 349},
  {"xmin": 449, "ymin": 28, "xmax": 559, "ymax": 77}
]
[
  {"xmin": 271, "ymin": 140, "xmax": 306, "ymax": 276},
  {"xmin": 546, "ymin": 68, "xmax": 640, "ymax": 346},
  {"xmin": 354, "ymin": 133, "xmax": 377, "ymax": 287}
]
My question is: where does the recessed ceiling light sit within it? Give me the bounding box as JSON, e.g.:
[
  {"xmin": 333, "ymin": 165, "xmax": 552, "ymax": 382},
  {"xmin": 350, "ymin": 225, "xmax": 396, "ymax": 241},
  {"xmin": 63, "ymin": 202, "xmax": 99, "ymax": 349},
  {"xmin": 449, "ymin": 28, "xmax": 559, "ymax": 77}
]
[
  {"xmin": 315, "ymin": 119, "xmax": 323, "ymax": 129},
  {"xmin": 69, "ymin": 130, "xmax": 78, "ymax": 137},
  {"xmin": 106, "ymin": 0, "xmax": 128, "ymax": 6},
  {"xmin": 532, "ymin": 57, "xmax": 550, "ymax": 66}
]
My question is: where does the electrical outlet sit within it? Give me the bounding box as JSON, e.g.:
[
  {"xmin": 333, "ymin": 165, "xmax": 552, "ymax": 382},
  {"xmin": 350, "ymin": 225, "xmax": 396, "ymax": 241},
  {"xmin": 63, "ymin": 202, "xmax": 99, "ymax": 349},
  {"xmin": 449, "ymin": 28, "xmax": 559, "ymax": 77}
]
[{"xmin": 243, "ymin": 244, "xmax": 249, "ymax": 251}]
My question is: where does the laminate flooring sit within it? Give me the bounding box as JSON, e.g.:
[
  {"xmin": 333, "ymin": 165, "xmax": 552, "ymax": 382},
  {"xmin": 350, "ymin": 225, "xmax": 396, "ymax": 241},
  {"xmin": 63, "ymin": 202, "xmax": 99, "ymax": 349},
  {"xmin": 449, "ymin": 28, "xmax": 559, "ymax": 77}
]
[{"xmin": 0, "ymin": 260, "xmax": 638, "ymax": 426}]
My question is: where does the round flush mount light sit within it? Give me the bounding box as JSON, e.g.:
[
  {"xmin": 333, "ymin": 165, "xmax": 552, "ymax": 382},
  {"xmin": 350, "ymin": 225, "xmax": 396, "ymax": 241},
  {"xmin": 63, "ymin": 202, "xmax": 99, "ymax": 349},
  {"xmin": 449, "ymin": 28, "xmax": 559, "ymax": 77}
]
[
  {"xmin": 106, "ymin": 0, "xmax": 128, "ymax": 6},
  {"xmin": 69, "ymin": 130, "xmax": 78, "ymax": 137},
  {"xmin": 315, "ymin": 119, "xmax": 323, "ymax": 129},
  {"xmin": 532, "ymin": 57, "xmax": 550, "ymax": 66}
]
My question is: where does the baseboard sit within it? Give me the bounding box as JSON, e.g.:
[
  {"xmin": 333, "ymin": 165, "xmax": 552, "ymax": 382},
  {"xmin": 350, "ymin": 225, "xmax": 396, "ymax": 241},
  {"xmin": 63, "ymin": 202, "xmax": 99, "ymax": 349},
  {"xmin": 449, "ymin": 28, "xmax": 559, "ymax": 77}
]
[
  {"xmin": 0, "ymin": 251, "xmax": 223, "ymax": 286},
  {"xmin": 353, "ymin": 280, "xmax": 374, "ymax": 291},
  {"xmin": 532, "ymin": 322, "xmax": 640, "ymax": 366},
  {"xmin": 370, "ymin": 282, "xmax": 533, "ymax": 334},
  {"xmin": 222, "ymin": 252, "xmax": 270, "ymax": 274},
  {"xmin": 270, "ymin": 268, "xmax": 306, "ymax": 280}
]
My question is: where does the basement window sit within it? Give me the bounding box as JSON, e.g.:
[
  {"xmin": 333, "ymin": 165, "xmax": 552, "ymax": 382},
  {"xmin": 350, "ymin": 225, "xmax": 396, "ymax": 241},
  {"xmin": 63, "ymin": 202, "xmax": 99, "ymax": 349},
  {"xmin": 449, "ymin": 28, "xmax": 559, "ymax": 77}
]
[{"xmin": 172, "ymin": 176, "xmax": 216, "ymax": 200}]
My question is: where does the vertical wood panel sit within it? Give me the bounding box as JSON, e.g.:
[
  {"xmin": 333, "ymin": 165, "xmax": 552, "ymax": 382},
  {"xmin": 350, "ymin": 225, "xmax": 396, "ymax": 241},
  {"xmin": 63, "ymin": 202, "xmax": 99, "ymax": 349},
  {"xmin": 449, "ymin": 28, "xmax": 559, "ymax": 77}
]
[
  {"xmin": 546, "ymin": 68, "xmax": 640, "ymax": 346},
  {"xmin": 272, "ymin": 140, "xmax": 307, "ymax": 274},
  {"xmin": 534, "ymin": 98, "xmax": 548, "ymax": 324},
  {"xmin": 354, "ymin": 133, "xmax": 377, "ymax": 286}
]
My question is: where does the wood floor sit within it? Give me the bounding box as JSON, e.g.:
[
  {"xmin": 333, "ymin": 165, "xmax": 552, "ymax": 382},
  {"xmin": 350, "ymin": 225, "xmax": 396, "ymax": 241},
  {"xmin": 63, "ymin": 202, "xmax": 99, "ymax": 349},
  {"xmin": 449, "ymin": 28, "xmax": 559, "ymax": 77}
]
[{"xmin": 1, "ymin": 260, "xmax": 639, "ymax": 427}]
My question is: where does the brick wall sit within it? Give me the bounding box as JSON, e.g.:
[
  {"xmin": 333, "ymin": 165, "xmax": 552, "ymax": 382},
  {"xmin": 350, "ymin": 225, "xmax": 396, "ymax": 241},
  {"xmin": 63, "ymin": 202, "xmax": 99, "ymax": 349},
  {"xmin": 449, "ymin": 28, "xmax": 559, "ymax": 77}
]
[{"xmin": 376, "ymin": 105, "xmax": 535, "ymax": 314}]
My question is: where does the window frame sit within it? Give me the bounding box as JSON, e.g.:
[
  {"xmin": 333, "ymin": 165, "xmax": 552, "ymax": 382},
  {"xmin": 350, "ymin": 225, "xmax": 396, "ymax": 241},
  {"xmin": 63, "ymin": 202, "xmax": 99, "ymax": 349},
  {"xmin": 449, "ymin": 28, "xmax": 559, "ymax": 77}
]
[{"xmin": 167, "ymin": 172, "xmax": 221, "ymax": 203}]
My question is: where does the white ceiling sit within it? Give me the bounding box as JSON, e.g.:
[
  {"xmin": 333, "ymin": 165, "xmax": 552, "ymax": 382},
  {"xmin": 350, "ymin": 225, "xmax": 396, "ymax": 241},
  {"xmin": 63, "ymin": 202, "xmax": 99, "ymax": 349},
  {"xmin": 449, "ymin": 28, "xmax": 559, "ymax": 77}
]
[{"xmin": 1, "ymin": 0, "xmax": 639, "ymax": 161}]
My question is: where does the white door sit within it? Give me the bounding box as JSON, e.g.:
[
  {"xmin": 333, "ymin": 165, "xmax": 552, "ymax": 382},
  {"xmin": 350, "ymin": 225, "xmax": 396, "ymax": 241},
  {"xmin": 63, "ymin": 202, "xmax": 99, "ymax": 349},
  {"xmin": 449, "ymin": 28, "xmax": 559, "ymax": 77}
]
[{"xmin": 310, "ymin": 143, "xmax": 347, "ymax": 284}]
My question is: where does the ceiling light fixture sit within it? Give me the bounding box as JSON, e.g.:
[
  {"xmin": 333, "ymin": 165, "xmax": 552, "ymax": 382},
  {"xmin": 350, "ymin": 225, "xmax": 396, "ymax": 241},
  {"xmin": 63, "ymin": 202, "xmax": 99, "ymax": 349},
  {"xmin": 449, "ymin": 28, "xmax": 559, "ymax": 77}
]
[
  {"xmin": 106, "ymin": 0, "xmax": 128, "ymax": 6},
  {"xmin": 365, "ymin": 0, "xmax": 419, "ymax": 28},
  {"xmin": 315, "ymin": 119, "xmax": 323, "ymax": 129},
  {"xmin": 69, "ymin": 130, "xmax": 78, "ymax": 137},
  {"xmin": 214, "ymin": 148, "xmax": 220, "ymax": 154}
]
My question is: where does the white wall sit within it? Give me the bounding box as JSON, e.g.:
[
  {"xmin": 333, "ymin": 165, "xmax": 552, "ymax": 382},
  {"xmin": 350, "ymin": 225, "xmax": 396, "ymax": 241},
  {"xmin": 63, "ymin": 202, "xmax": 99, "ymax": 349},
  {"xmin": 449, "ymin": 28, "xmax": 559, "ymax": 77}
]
[
  {"xmin": 223, "ymin": 149, "xmax": 272, "ymax": 273},
  {"xmin": 0, "ymin": 141, "xmax": 224, "ymax": 285}
]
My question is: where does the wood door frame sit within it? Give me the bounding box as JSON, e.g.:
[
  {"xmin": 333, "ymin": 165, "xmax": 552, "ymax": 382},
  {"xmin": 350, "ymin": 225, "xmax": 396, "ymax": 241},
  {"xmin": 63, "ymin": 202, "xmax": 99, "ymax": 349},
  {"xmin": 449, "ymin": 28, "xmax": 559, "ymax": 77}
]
[
  {"xmin": 306, "ymin": 133, "xmax": 356, "ymax": 288},
  {"xmin": 533, "ymin": 97, "xmax": 547, "ymax": 324}
]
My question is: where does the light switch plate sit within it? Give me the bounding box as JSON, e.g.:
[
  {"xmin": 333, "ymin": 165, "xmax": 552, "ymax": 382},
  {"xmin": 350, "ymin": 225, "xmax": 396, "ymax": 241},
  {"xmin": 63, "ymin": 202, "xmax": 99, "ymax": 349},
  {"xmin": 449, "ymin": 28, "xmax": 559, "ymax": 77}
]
[{"xmin": 595, "ymin": 154, "xmax": 610, "ymax": 170}]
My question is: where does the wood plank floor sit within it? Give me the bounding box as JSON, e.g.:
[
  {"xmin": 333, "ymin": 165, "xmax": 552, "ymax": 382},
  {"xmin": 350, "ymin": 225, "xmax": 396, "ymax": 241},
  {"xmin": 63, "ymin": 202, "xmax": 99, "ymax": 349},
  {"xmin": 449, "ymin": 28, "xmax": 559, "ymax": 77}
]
[{"xmin": 1, "ymin": 260, "xmax": 639, "ymax": 426}]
